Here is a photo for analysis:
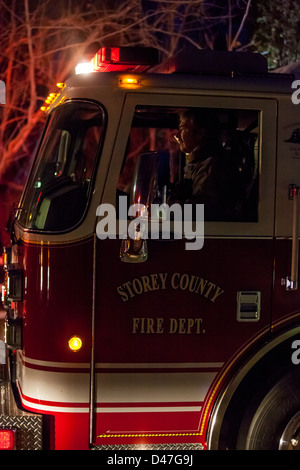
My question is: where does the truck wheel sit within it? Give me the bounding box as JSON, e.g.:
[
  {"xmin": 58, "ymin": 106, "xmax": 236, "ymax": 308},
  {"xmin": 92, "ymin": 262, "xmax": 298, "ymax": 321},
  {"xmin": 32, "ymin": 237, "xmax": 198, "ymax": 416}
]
[{"xmin": 237, "ymin": 368, "xmax": 300, "ymax": 450}]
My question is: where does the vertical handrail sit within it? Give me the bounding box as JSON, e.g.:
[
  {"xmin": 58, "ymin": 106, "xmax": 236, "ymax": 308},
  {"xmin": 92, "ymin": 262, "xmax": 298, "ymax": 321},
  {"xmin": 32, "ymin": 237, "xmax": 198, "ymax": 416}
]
[
  {"xmin": 287, "ymin": 185, "xmax": 300, "ymax": 291},
  {"xmin": 89, "ymin": 233, "xmax": 97, "ymax": 447}
]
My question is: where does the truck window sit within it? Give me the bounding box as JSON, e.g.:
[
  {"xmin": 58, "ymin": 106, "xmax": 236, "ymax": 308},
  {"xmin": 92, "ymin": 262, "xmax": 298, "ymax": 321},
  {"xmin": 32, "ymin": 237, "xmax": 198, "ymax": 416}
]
[
  {"xmin": 18, "ymin": 101, "xmax": 105, "ymax": 232},
  {"xmin": 117, "ymin": 106, "xmax": 259, "ymax": 222}
]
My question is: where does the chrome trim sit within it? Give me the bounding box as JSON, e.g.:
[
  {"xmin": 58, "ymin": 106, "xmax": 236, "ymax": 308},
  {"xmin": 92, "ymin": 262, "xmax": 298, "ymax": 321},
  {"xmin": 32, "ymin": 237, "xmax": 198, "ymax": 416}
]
[
  {"xmin": 91, "ymin": 443, "xmax": 204, "ymax": 451},
  {"xmin": 89, "ymin": 233, "xmax": 97, "ymax": 446}
]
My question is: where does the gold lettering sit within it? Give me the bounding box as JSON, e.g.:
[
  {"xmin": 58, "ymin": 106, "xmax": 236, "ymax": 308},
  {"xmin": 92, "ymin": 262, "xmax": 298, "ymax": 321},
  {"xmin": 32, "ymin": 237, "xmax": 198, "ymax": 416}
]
[
  {"xmin": 210, "ymin": 286, "xmax": 225, "ymax": 303},
  {"xmin": 168, "ymin": 317, "xmax": 204, "ymax": 334},
  {"xmin": 159, "ymin": 273, "xmax": 168, "ymax": 289},
  {"xmin": 132, "ymin": 278, "xmax": 143, "ymax": 295},
  {"xmin": 156, "ymin": 317, "xmax": 164, "ymax": 333},
  {"xmin": 178, "ymin": 318, "xmax": 186, "ymax": 333},
  {"xmin": 171, "ymin": 273, "xmax": 180, "ymax": 289},
  {"xmin": 169, "ymin": 318, "xmax": 177, "ymax": 333},
  {"xmin": 195, "ymin": 277, "xmax": 208, "ymax": 295},
  {"xmin": 204, "ymin": 281, "xmax": 216, "ymax": 299},
  {"xmin": 194, "ymin": 318, "xmax": 203, "ymax": 334},
  {"xmin": 150, "ymin": 274, "xmax": 159, "ymax": 290},
  {"xmin": 116, "ymin": 286, "xmax": 128, "ymax": 302},
  {"xmin": 146, "ymin": 317, "xmax": 154, "ymax": 333},
  {"xmin": 140, "ymin": 317, "xmax": 146, "ymax": 333},
  {"xmin": 141, "ymin": 276, "xmax": 152, "ymax": 293},
  {"xmin": 122, "ymin": 281, "xmax": 135, "ymax": 299},
  {"xmin": 132, "ymin": 317, "xmax": 140, "ymax": 333},
  {"xmin": 179, "ymin": 274, "xmax": 189, "ymax": 290},
  {"xmin": 188, "ymin": 275, "xmax": 198, "ymax": 293},
  {"xmin": 132, "ymin": 317, "xmax": 165, "ymax": 334},
  {"xmin": 187, "ymin": 318, "xmax": 194, "ymax": 334},
  {"xmin": 117, "ymin": 272, "xmax": 224, "ymax": 303}
]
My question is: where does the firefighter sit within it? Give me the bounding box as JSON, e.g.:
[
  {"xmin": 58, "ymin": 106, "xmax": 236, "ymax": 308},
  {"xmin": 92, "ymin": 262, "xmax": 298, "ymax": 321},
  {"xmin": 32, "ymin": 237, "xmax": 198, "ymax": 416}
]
[{"xmin": 170, "ymin": 108, "xmax": 237, "ymax": 221}]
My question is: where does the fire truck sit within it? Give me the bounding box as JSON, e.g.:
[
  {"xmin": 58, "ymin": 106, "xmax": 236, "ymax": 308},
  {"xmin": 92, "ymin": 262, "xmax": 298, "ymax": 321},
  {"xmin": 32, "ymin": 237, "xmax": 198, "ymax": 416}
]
[{"xmin": 1, "ymin": 46, "xmax": 300, "ymax": 450}]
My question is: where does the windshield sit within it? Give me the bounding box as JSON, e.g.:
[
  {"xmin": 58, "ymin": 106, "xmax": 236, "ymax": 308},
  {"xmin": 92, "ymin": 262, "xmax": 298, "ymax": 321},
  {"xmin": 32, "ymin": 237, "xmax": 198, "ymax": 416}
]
[{"xmin": 18, "ymin": 101, "xmax": 105, "ymax": 232}]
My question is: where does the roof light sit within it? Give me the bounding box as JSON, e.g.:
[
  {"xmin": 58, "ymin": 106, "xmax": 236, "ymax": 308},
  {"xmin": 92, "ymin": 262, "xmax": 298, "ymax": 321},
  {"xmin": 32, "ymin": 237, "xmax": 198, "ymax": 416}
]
[
  {"xmin": 68, "ymin": 336, "xmax": 83, "ymax": 352},
  {"xmin": 0, "ymin": 429, "xmax": 16, "ymax": 450},
  {"xmin": 40, "ymin": 85, "xmax": 64, "ymax": 112},
  {"xmin": 75, "ymin": 62, "xmax": 93, "ymax": 75},
  {"xmin": 76, "ymin": 46, "xmax": 159, "ymax": 74},
  {"xmin": 42, "ymin": 92, "xmax": 58, "ymax": 106}
]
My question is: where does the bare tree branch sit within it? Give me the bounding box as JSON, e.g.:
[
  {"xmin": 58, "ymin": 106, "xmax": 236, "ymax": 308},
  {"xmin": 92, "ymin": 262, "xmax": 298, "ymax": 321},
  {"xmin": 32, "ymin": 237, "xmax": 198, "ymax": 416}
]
[
  {"xmin": 228, "ymin": 0, "xmax": 252, "ymax": 51},
  {"xmin": 0, "ymin": 0, "xmax": 253, "ymax": 234}
]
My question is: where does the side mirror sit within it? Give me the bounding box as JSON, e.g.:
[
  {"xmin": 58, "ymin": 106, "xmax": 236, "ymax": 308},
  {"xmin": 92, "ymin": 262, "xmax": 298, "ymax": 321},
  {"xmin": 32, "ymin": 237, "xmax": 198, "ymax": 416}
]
[
  {"xmin": 132, "ymin": 150, "xmax": 170, "ymax": 209},
  {"xmin": 120, "ymin": 238, "xmax": 148, "ymax": 263},
  {"xmin": 120, "ymin": 151, "xmax": 170, "ymax": 263}
]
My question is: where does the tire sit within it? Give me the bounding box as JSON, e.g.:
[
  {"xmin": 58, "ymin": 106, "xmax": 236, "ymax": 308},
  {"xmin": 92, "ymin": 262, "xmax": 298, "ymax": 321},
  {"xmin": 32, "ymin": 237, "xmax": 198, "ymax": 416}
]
[{"xmin": 237, "ymin": 368, "xmax": 300, "ymax": 450}]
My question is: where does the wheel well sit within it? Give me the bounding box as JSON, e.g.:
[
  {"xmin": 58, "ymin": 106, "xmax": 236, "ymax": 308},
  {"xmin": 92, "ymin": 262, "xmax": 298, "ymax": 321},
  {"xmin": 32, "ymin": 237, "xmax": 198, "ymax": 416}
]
[{"xmin": 207, "ymin": 331, "xmax": 300, "ymax": 450}]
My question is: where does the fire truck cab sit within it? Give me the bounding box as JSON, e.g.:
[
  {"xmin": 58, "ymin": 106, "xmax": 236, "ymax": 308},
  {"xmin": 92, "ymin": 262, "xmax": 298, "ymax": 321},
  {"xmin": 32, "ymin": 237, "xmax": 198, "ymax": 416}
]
[{"xmin": 1, "ymin": 46, "xmax": 300, "ymax": 450}]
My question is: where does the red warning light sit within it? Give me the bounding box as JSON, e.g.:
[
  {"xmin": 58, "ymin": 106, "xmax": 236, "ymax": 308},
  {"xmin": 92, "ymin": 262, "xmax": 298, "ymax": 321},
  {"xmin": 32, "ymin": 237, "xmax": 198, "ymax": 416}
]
[
  {"xmin": 0, "ymin": 429, "xmax": 16, "ymax": 450},
  {"xmin": 89, "ymin": 46, "xmax": 159, "ymax": 73}
]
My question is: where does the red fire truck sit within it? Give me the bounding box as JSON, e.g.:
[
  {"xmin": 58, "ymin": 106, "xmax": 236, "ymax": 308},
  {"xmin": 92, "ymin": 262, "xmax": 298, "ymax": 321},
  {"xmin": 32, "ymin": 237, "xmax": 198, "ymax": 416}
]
[{"xmin": 1, "ymin": 46, "xmax": 300, "ymax": 450}]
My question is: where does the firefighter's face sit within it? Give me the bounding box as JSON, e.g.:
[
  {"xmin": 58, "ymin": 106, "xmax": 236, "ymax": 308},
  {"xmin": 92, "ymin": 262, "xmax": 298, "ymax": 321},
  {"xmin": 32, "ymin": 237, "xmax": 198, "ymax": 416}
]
[{"xmin": 175, "ymin": 116, "xmax": 205, "ymax": 154}]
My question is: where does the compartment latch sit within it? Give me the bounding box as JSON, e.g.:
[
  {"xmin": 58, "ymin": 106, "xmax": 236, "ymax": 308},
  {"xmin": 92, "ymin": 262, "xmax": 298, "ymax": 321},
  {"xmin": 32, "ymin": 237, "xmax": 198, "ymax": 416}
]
[{"xmin": 237, "ymin": 291, "xmax": 261, "ymax": 322}]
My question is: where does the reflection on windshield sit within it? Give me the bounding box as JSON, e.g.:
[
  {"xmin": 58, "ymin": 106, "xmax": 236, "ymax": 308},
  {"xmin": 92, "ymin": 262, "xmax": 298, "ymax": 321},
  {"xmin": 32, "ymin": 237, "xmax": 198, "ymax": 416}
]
[{"xmin": 19, "ymin": 101, "xmax": 104, "ymax": 232}]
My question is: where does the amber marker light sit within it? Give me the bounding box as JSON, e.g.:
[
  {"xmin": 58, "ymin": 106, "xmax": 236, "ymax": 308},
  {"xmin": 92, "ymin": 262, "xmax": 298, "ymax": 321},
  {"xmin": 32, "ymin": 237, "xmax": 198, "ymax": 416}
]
[
  {"xmin": 68, "ymin": 336, "xmax": 83, "ymax": 352},
  {"xmin": 118, "ymin": 76, "xmax": 141, "ymax": 88}
]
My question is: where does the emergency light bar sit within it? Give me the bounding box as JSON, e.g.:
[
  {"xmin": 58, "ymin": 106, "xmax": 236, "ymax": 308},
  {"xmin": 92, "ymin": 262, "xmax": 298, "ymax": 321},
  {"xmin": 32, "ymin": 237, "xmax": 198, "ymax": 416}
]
[
  {"xmin": 76, "ymin": 46, "xmax": 269, "ymax": 77},
  {"xmin": 152, "ymin": 48, "xmax": 268, "ymax": 76},
  {"xmin": 76, "ymin": 46, "xmax": 159, "ymax": 74}
]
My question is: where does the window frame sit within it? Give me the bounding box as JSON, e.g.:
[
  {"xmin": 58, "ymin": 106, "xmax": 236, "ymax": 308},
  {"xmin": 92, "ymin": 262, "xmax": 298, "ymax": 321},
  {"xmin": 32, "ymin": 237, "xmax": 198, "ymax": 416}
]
[
  {"xmin": 17, "ymin": 99, "xmax": 106, "ymax": 234},
  {"xmin": 104, "ymin": 92, "xmax": 277, "ymax": 238}
]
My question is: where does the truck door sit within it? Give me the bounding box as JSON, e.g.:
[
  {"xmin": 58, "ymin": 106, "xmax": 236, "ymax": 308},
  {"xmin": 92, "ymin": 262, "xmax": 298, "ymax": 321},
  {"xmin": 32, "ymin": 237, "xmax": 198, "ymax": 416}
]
[
  {"xmin": 273, "ymin": 98, "xmax": 300, "ymax": 326},
  {"xmin": 92, "ymin": 92, "xmax": 277, "ymax": 446}
]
